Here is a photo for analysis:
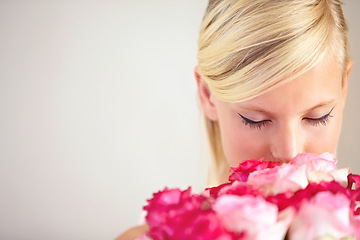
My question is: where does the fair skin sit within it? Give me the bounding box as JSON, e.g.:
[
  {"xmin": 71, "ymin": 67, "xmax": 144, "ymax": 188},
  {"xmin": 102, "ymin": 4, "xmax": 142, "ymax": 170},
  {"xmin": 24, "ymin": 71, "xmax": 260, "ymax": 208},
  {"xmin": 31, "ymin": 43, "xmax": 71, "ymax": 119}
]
[
  {"xmin": 117, "ymin": 58, "xmax": 353, "ymax": 239},
  {"xmin": 196, "ymin": 58, "xmax": 353, "ymax": 171}
]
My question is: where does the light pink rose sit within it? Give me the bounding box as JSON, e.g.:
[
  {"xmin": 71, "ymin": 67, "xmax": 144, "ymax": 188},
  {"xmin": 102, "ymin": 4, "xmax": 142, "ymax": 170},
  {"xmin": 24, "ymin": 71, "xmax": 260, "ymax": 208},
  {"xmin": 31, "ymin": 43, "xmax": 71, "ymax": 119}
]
[
  {"xmin": 351, "ymin": 214, "xmax": 360, "ymax": 239},
  {"xmin": 247, "ymin": 164, "xmax": 308, "ymax": 196},
  {"xmin": 291, "ymin": 153, "xmax": 337, "ymax": 171},
  {"xmin": 213, "ymin": 195, "xmax": 293, "ymax": 240},
  {"xmin": 288, "ymin": 191, "xmax": 356, "ymax": 239},
  {"xmin": 291, "ymin": 153, "xmax": 350, "ymax": 186}
]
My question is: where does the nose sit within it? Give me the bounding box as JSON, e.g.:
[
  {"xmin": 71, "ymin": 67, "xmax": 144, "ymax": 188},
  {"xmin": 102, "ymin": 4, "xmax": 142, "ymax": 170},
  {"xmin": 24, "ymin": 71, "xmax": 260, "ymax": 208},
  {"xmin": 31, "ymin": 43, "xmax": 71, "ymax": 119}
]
[{"xmin": 270, "ymin": 123, "xmax": 303, "ymax": 164}]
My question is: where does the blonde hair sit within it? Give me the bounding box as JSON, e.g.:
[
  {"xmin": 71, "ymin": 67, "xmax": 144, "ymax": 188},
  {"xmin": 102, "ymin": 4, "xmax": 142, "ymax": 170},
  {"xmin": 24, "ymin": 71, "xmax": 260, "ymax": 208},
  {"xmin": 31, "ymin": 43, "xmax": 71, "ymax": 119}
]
[{"xmin": 196, "ymin": 0, "xmax": 351, "ymax": 187}]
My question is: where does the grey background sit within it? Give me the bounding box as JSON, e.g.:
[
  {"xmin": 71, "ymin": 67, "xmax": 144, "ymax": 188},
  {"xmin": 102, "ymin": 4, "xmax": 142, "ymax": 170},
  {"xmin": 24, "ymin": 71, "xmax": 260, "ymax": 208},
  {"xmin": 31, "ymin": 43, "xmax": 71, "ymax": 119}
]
[{"xmin": 0, "ymin": 1, "xmax": 358, "ymax": 239}]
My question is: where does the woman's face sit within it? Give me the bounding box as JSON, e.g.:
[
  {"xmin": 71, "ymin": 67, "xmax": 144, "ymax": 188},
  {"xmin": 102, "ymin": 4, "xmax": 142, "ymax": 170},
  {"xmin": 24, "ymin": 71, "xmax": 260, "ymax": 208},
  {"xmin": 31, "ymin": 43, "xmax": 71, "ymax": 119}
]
[{"xmin": 197, "ymin": 59, "xmax": 353, "ymax": 167}]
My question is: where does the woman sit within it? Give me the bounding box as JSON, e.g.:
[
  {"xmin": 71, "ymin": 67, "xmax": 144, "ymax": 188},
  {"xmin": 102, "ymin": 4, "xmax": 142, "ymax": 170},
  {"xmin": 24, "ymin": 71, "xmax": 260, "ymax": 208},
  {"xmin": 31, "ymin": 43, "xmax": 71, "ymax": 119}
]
[{"xmin": 117, "ymin": 0, "xmax": 353, "ymax": 239}]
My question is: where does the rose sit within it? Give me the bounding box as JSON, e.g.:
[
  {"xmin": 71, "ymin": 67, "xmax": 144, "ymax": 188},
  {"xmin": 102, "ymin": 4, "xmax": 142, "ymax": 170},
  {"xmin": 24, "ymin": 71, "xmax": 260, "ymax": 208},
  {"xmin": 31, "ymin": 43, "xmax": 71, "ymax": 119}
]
[
  {"xmin": 348, "ymin": 173, "xmax": 360, "ymax": 190},
  {"xmin": 229, "ymin": 158, "xmax": 280, "ymax": 183},
  {"xmin": 229, "ymin": 153, "xmax": 350, "ymax": 196},
  {"xmin": 213, "ymin": 195, "xmax": 293, "ymax": 240},
  {"xmin": 170, "ymin": 209, "xmax": 234, "ymax": 240},
  {"xmin": 142, "ymin": 153, "xmax": 360, "ymax": 240},
  {"xmin": 204, "ymin": 183, "xmax": 231, "ymax": 199},
  {"xmin": 144, "ymin": 187, "xmax": 191, "ymax": 230},
  {"xmin": 288, "ymin": 191, "xmax": 357, "ymax": 239},
  {"xmin": 291, "ymin": 153, "xmax": 350, "ymax": 187},
  {"xmin": 228, "ymin": 157, "xmax": 308, "ymax": 196},
  {"xmin": 144, "ymin": 187, "xmax": 234, "ymax": 240},
  {"xmin": 205, "ymin": 181, "xmax": 261, "ymax": 199},
  {"xmin": 246, "ymin": 164, "xmax": 309, "ymax": 196},
  {"xmin": 267, "ymin": 181, "xmax": 349, "ymax": 212},
  {"xmin": 144, "ymin": 187, "xmax": 200, "ymax": 239}
]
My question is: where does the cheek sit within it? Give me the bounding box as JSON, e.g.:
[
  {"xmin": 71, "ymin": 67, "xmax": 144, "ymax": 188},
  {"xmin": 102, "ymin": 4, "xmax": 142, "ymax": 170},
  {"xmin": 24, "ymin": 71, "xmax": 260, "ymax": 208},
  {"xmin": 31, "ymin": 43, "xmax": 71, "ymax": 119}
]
[
  {"xmin": 326, "ymin": 110, "xmax": 343, "ymax": 149},
  {"xmin": 218, "ymin": 120, "xmax": 270, "ymax": 167},
  {"xmin": 305, "ymin": 111, "xmax": 343, "ymax": 154}
]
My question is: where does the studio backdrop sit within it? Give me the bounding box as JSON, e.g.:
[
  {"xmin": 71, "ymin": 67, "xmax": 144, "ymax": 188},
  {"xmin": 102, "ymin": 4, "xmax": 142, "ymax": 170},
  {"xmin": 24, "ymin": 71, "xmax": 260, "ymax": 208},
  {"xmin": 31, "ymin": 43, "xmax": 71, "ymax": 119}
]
[{"xmin": 0, "ymin": 1, "xmax": 359, "ymax": 240}]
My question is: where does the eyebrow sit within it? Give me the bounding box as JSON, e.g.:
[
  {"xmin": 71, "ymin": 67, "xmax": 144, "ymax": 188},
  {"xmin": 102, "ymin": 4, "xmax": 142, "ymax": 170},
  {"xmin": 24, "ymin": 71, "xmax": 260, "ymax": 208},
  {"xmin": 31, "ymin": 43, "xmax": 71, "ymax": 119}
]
[
  {"xmin": 305, "ymin": 99, "xmax": 338, "ymax": 112},
  {"xmin": 237, "ymin": 99, "xmax": 338, "ymax": 115}
]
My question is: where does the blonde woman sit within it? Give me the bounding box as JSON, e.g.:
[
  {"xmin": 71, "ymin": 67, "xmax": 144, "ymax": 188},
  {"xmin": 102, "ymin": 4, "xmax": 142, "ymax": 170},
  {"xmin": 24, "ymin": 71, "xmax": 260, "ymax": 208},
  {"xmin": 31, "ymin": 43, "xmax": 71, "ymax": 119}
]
[{"xmin": 117, "ymin": 0, "xmax": 353, "ymax": 239}]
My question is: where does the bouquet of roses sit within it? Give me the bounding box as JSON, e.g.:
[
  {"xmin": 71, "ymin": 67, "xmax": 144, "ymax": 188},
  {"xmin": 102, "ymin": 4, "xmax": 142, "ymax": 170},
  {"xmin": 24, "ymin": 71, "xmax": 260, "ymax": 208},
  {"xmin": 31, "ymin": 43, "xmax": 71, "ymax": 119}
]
[{"xmin": 137, "ymin": 153, "xmax": 360, "ymax": 240}]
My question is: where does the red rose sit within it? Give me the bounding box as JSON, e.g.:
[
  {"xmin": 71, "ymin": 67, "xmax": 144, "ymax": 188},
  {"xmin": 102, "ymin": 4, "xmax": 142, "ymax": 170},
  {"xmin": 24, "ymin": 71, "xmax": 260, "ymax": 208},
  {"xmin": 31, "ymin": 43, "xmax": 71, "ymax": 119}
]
[{"xmin": 229, "ymin": 158, "xmax": 280, "ymax": 183}]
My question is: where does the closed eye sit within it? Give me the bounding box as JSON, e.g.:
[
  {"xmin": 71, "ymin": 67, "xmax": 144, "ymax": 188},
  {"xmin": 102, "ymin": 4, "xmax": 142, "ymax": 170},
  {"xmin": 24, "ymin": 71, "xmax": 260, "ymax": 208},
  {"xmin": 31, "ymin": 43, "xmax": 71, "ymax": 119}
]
[
  {"xmin": 238, "ymin": 113, "xmax": 271, "ymax": 130},
  {"xmin": 303, "ymin": 107, "xmax": 334, "ymax": 126}
]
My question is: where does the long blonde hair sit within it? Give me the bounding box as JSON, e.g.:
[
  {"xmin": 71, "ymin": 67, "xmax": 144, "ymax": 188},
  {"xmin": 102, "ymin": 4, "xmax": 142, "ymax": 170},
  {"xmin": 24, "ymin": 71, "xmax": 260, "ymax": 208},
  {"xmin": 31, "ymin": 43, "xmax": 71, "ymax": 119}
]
[{"xmin": 196, "ymin": 0, "xmax": 351, "ymax": 187}]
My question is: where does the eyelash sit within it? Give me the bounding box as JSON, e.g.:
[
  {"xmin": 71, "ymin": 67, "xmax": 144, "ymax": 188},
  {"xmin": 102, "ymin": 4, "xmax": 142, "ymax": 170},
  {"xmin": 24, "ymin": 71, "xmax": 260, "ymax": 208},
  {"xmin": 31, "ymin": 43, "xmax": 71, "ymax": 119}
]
[
  {"xmin": 238, "ymin": 114, "xmax": 271, "ymax": 130},
  {"xmin": 303, "ymin": 107, "xmax": 334, "ymax": 127},
  {"xmin": 238, "ymin": 107, "xmax": 334, "ymax": 130}
]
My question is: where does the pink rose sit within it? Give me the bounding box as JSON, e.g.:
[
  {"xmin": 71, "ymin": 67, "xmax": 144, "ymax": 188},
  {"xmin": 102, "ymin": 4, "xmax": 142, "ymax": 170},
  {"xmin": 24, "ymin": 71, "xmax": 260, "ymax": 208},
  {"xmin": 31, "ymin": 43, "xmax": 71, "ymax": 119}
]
[
  {"xmin": 207, "ymin": 181, "xmax": 262, "ymax": 199},
  {"xmin": 171, "ymin": 209, "xmax": 235, "ymax": 240},
  {"xmin": 213, "ymin": 195, "xmax": 292, "ymax": 240},
  {"xmin": 246, "ymin": 164, "xmax": 308, "ymax": 196},
  {"xmin": 229, "ymin": 158, "xmax": 280, "ymax": 183},
  {"xmin": 290, "ymin": 153, "xmax": 336, "ymax": 173},
  {"xmin": 291, "ymin": 153, "xmax": 350, "ymax": 186},
  {"xmin": 351, "ymin": 214, "xmax": 360, "ymax": 239},
  {"xmin": 288, "ymin": 191, "xmax": 356, "ymax": 239},
  {"xmin": 348, "ymin": 173, "xmax": 360, "ymax": 190},
  {"xmin": 292, "ymin": 152, "xmax": 338, "ymax": 164},
  {"xmin": 144, "ymin": 188, "xmax": 191, "ymax": 228},
  {"xmin": 346, "ymin": 174, "xmax": 360, "ymax": 217},
  {"xmin": 144, "ymin": 187, "xmax": 235, "ymax": 240},
  {"xmin": 144, "ymin": 187, "xmax": 205, "ymax": 239},
  {"xmin": 268, "ymin": 181, "xmax": 349, "ymax": 212},
  {"xmin": 142, "ymin": 153, "xmax": 360, "ymax": 240},
  {"xmin": 204, "ymin": 183, "xmax": 231, "ymax": 199}
]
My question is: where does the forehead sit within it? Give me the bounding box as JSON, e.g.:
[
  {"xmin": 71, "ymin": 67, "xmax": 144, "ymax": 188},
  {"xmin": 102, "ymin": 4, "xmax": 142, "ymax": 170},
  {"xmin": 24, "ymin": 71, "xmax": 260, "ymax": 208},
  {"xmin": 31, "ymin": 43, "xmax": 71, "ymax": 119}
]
[{"xmin": 233, "ymin": 59, "xmax": 343, "ymax": 114}]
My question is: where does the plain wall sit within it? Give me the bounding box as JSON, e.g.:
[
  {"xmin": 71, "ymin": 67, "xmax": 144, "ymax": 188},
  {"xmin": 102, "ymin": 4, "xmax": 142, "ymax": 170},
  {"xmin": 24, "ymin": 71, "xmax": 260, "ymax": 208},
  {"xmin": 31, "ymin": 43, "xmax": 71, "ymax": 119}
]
[{"xmin": 0, "ymin": 1, "xmax": 358, "ymax": 240}]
